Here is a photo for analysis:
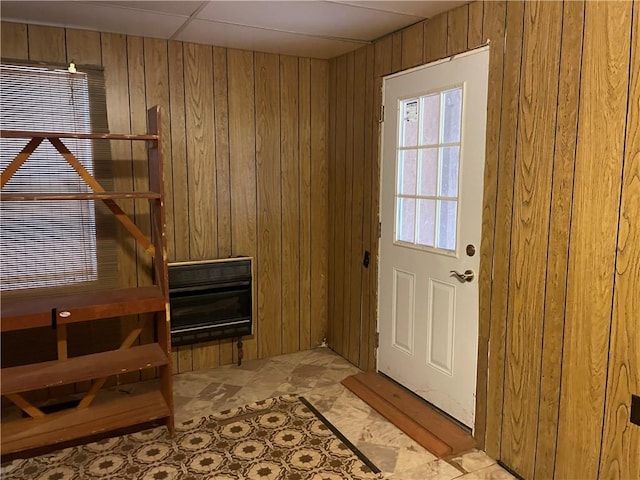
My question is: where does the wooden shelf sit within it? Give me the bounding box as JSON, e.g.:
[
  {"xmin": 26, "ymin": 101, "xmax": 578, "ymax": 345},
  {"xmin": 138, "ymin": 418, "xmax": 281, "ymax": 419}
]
[
  {"xmin": 1, "ymin": 286, "xmax": 166, "ymax": 332},
  {"xmin": 1, "ymin": 106, "xmax": 174, "ymax": 456},
  {"xmin": 2, "ymin": 344, "xmax": 169, "ymax": 395},
  {"xmin": 1, "ymin": 192, "xmax": 161, "ymax": 201},
  {"xmin": 1, "ymin": 391, "xmax": 171, "ymax": 456},
  {"xmin": 0, "ymin": 130, "xmax": 158, "ymax": 141}
]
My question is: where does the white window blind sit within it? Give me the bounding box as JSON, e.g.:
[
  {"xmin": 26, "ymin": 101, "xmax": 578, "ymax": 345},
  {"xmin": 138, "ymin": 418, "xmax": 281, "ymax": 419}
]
[{"xmin": 0, "ymin": 63, "xmax": 116, "ymax": 295}]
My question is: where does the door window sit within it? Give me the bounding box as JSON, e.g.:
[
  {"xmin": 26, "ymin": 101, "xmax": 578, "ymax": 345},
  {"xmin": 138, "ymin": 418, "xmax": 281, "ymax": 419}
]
[{"xmin": 394, "ymin": 87, "xmax": 463, "ymax": 252}]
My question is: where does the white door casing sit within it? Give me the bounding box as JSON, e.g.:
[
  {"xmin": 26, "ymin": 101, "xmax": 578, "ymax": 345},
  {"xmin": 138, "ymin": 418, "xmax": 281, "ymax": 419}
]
[{"xmin": 377, "ymin": 47, "xmax": 490, "ymax": 428}]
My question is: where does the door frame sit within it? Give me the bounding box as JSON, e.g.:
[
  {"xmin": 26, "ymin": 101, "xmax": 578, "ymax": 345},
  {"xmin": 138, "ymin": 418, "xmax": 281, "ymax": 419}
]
[{"xmin": 376, "ymin": 45, "xmax": 491, "ymax": 441}]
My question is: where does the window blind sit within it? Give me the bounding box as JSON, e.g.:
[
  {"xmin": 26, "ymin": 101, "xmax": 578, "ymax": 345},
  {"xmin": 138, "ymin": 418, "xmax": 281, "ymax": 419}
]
[{"xmin": 0, "ymin": 62, "xmax": 119, "ymax": 297}]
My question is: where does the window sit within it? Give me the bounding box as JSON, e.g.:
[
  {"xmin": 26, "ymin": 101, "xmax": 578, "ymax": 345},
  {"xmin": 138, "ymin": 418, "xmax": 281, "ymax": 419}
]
[
  {"xmin": 395, "ymin": 87, "xmax": 463, "ymax": 253},
  {"xmin": 0, "ymin": 63, "xmax": 114, "ymax": 294}
]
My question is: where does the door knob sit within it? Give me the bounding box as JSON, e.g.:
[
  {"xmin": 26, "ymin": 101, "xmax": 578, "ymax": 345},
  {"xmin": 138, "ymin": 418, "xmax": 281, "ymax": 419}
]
[{"xmin": 450, "ymin": 269, "xmax": 475, "ymax": 283}]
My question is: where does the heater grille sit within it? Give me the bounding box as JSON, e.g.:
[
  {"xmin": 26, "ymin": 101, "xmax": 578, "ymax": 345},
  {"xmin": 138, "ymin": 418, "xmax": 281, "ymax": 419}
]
[{"xmin": 168, "ymin": 258, "xmax": 252, "ymax": 347}]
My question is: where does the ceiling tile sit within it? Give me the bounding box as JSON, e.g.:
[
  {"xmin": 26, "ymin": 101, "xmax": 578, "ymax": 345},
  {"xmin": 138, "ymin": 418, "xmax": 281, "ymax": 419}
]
[
  {"xmin": 176, "ymin": 18, "xmax": 364, "ymax": 59},
  {"xmin": 0, "ymin": 1, "xmax": 187, "ymax": 39},
  {"xmin": 335, "ymin": 1, "xmax": 467, "ymax": 18},
  {"xmin": 196, "ymin": 1, "xmax": 422, "ymax": 41},
  {"xmin": 91, "ymin": 1, "xmax": 204, "ymax": 17}
]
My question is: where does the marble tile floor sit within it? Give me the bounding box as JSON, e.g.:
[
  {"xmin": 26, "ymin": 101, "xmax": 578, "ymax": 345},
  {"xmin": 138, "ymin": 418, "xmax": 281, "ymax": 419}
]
[
  {"xmin": 2, "ymin": 348, "xmax": 514, "ymax": 479},
  {"xmin": 122, "ymin": 347, "xmax": 514, "ymax": 480}
]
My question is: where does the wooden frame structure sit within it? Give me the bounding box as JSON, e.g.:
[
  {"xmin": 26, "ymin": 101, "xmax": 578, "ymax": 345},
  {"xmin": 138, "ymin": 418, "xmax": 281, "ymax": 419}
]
[{"xmin": 0, "ymin": 106, "xmax": 174, "ymax": 457}]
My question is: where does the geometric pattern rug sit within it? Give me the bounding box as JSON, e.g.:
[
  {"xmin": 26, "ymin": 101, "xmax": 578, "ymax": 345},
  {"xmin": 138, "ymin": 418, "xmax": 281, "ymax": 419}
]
[{"xmin": 1, "ymin": 395, "xmax": 383, "ymax": 480}]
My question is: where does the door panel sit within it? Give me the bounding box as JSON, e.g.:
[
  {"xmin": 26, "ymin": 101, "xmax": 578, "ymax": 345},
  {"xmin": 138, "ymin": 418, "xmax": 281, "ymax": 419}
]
[
  {"xmin": 378, "ymin": 48, "xmax": 490, "ymax": 428},
  {"xmin": 392, "ymin": 268, "xmax": 415, "ymax": 354},
  {"xmin": 428, "ymin": 279, "xmax": 455, "ymax": 375}
]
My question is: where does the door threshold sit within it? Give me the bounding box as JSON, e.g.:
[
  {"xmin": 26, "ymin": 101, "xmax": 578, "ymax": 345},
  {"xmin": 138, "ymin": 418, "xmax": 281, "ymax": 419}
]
[{"xmin": 342, "ymin": 371, "xmax": 475, "ymax": 457}]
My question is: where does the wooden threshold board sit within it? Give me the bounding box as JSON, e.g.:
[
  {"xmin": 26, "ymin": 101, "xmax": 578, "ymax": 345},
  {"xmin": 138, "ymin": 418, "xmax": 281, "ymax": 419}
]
[
  {"xmin": 342, "ymin": 372, "xmax": 475, "ymax": 457},
  {"xmin": 1, "ymin": 391, "xmax": 170, "ymax": 456}
]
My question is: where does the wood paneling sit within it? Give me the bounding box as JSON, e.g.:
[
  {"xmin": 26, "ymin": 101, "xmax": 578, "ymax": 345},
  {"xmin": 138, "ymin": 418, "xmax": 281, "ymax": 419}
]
[
  {"xmin": 255, "ymin": 52, "xmax": 282, "ymax": 359},
  {"xmin": 599, "ymin": 6, "xmax": 640, "ymax": 479},
  {"xmin": 27, "ymin": 25, "xmax": 65, "ymax": 63},
  {"xmin": 213, "ymin": 47, "xmax": 232, "ymax": 260},
  {"xmin": 475, "ymin": 0, "xmax": 505, "ymax": 450},
  {"xmin": 167, "ymin": 41, "xmax": 189, "ymax": 262},
  {"xmin": 359, "ymin": 45, "xmax": 375, "ymax": 370},
  {"xmin": 328, "ymin": 1, "xmax": 638, "ymax": 477},
  {"xmin": 143, "ymin": 38, "xmax": 174, "ymax": 266},
  {"xmin": 280, "ymin": 55, "xmax": 300, "ymax": 354},
  {"xmin": 310, "ymin": 59, "xmax": 329, "ymax": 348},
  {"xmin": 1, "ymin": 22, "xmax": 28, "ymax": 59},
  {"xmin": 327, "ymin": 57, "xmax": 337, "ymax": 348},
  {"xmin": 467, "ymin": 2, "xmax": 484, "ymax": 49},
  {"xmin": 447, "ymin": 4, "xmax": 469, "ymax": 56},
  {"xmin": 374, "ymin": 35, "xmax": 393, "ymax": 78},
  {"xmin": 342, "ymin": 52, "xmax": 354, "ymax": 357},
  {"xmin": 423, "ymin": 13, "xmax": 447, "ymax": 63},
  {"xmin": 3, "ymin": 23, "xmax": 328, "ymax": 375},
  {"xmin": 555, "ymin": 2, "xmax": 632, "ymax": 478},
  {"xmin": 401, "ymin": 23, "xmax": 423, "ymax": 70},
  {"xmin": 347, "ymin": 48, "xmax": 366, "ymax": 365},
  {"xmin": 501, "ymin": 3, "xmax": 563, "ymax": 476},
  {"xmin": 534, "ymin": 2, "xmax": 584, "ymax": 477},
  {"xmin": 101, "ymin": 32, "xmax": 138, "ymax": 383},
  {"xmin": 66, "ymin": 29, "xmax": 101, "ymax": 65},
  {"xmin": 391, "ymin": 32, "xmax": 402, "ymax": 74},
  {"xmin": 127, "ymin": 36, "xmax": 152, "ymax": 288},
  {"xmin": 299, "ymin": 57, "xmax": 312, "ymax": 351},
  {"xmin": 486, "ymin": 0, "xmax": 524, "ymax": 458},
  {"xmin": 227, "ymin": 49, "xmax": 258, "ymax": 361},
  {"xmin": 184, "ymin": 42, "xmax": 217, "ymax": 261},
  {"xmin": 331, "ymin": 54, "xmax": 347, "ymax": 356},
  {"xmin": 126, "ymin": 36, "xmax": 155, "ymax": 380}
]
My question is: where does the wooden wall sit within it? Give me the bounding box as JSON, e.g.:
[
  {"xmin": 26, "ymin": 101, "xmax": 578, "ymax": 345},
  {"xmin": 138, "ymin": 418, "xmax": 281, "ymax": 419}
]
[
  {"xmin": 327, "ymin": 1, "xmax": 639, "ymax": 478},
  {"xmin": 1, "ymin": 22, "xmax": 329, "ymax": 373}
]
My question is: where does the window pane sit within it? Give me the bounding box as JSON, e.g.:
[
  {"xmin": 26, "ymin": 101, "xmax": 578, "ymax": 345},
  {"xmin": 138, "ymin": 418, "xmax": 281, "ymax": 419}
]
[
  {"xmin": 396, "ymin": 197, "xmax": 416, "ymax": 243},
  {"xmin": 421, "ymin": 94, "xmax": 440, "ymax": 145},
  {"xmin": 417, "ymin": 199, "xmax": 436, "ymax": 247},
  {"xmin": 442, "ymin": 88, "xmax": 462, "ymax": 143},
  {"xmin": 397, "ymin": 150, "xmax": 417, "ymax": 195},
  {"xmin": 437, "ymin": 200, "xmax": 458, "ymax": 250},
  {"xmin": 440, "ymin": 146, "xmax": 460, "ymax": 197},
  {"xmin": 401, "ymin": 99, "xmax": 419, "ymax": 147},
  {"xmin": 418, "ymin": 148, "xmax": 438, "ymax": 196}
]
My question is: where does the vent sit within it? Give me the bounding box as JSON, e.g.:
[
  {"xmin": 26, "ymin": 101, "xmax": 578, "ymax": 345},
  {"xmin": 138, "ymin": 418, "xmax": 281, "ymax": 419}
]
[{"xmin": 168, "ymin": 258, "xmax": 253, "ymax": 347}]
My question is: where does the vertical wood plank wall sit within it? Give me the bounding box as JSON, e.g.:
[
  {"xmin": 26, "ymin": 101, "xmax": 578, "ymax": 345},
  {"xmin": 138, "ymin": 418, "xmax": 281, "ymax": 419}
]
[
  {"xmin": 1, "ymin": 22, "xmax": 329, "ymax": 371},
  {"xmin": 327, "ymin": 1, "xmax": 639, "ymax": 478},
  {"xmin": 2, "ymin": 2, "xmax": 639, "ymax": 477}
]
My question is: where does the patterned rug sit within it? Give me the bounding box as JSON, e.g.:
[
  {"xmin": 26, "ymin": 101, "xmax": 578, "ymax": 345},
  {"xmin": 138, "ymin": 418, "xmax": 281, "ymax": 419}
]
[{"xmin": 1, "ymin": 395, "xmax": 382, "ymax": 479}]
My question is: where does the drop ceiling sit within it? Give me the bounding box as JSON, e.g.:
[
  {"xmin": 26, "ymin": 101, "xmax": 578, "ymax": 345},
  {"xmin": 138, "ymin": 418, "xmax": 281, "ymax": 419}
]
[{"xmin": 0, "ymin": 1, "xmax": 466, "ymax": 59}]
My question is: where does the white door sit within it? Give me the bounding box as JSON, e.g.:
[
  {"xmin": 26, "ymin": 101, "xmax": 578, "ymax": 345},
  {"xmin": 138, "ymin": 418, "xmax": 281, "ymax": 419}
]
[{"xmin": 377, "ymin": 48, "xmax": 489, "ymax": 428}]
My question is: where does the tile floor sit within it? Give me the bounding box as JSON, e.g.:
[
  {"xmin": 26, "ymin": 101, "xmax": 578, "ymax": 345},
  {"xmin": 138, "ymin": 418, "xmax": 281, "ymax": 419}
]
[
  {"xmin": 2, "ymin": 347, "xmax": 514, "ymax": 479},
  {"xmin": 126, "ymin": 347, "xmax": 515, "ymax": 480}
]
